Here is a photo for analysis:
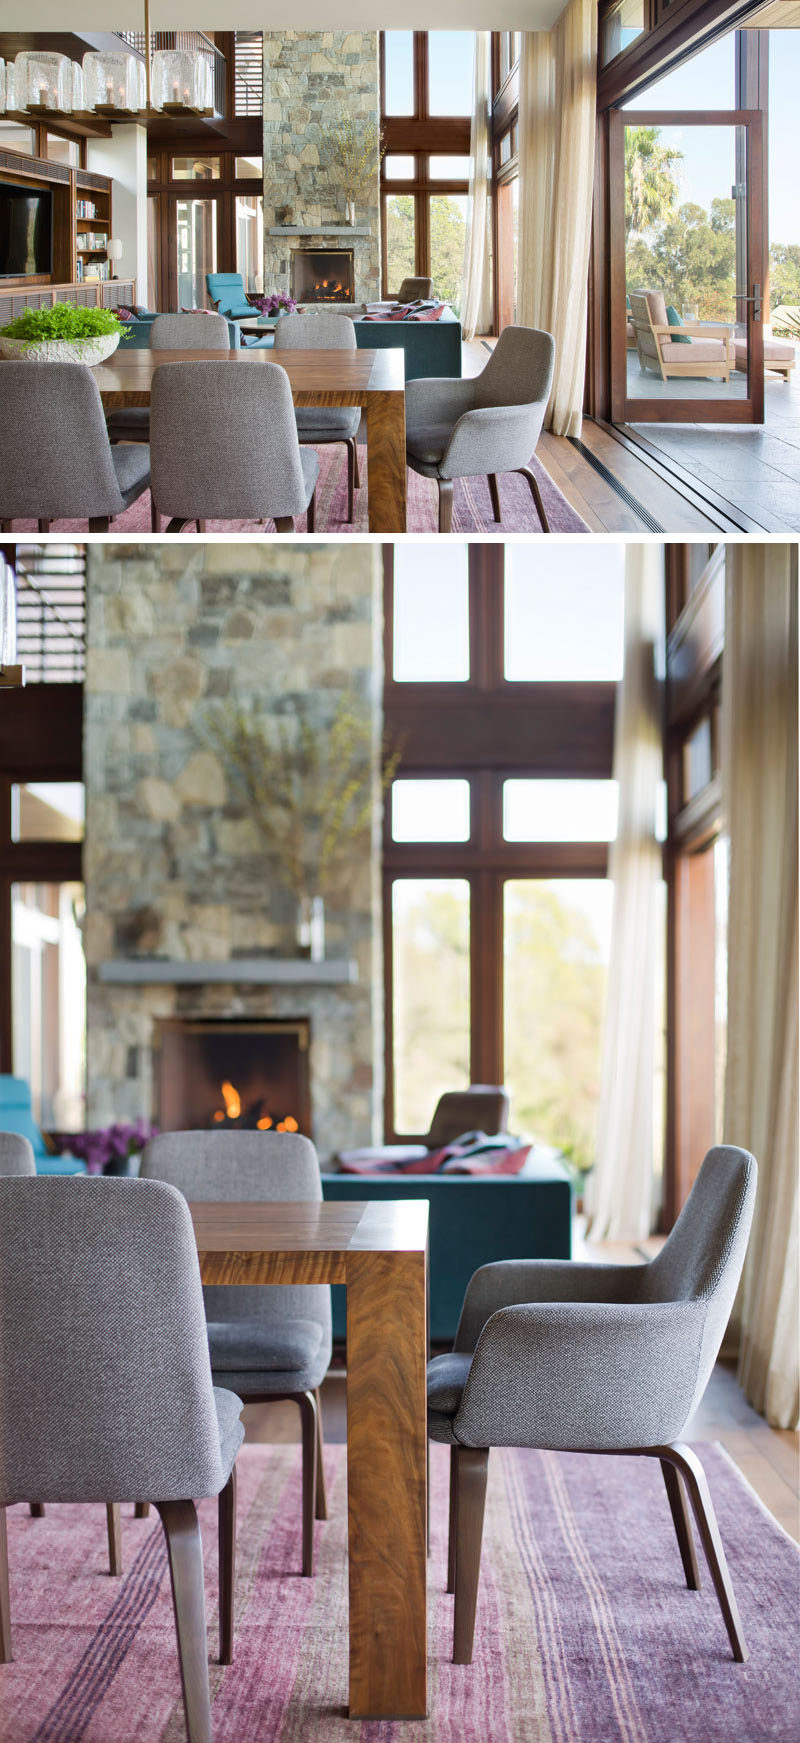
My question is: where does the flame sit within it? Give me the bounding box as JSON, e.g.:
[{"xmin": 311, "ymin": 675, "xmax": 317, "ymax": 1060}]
[
  {"xmin": 212, "ymin": 1109, "xmax": 225, "ymax": 1123},
  {"xmin": 221, "ymin": 1080, "xmax": 241, "ymax": 1120},
  {"xmin": 276, "ymin": 1115, "xmax": 299, "ymax": 1134},
  {"xmin": 256, "ymin": 1115, "xmax": 273, "ymax": 1130}
]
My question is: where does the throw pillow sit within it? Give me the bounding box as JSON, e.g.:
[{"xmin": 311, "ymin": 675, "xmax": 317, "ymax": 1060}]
[{"xmin": 666, "ymin": 305, "xmax": 691, "ymax": 344}]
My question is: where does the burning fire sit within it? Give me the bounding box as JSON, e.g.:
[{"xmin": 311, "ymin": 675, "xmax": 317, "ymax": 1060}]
[
  {"xmin": 221, "ymin": 1081, "xmax": 241, "ymax": 1119},
  {"xmin": 211, "ymin": 1083, "xmax": 299, "ymax": 1134}
]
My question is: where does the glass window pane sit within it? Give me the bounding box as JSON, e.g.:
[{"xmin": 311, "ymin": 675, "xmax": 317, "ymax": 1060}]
[
  {"xmin": 393, "ymin": 545, "xmax": 469, "ymax": 680},
  {"xmin": 503, "ymin": 780, "xmax": 619, "ymax": 842},
  {"xmin": 171, "ymin": 155, "xmax": 220, "ymax": 180},
  {"xmin": 11, "ymin": 783, "xmax": 85, "ymax": 843},
  {"xmin": 12, "ymin": 881, "xmax": 86, "ymax": 1129},
  {"xmin": 429, "ymin": 193, "xmax": 467, "ymax": 314},
  {"xmin": 392, "ymin": 779, "xmax": 470, "ymax": 842},
  {"xmin": 429, "ymin": 155, "xmax": 471, "ymax": 181},
  {"xmin": 235, "ymin": 192, "xmax": 263, "ymax": 293},
  {"xmin": 504, "ymin": 879, "xmax": 613, "ymax": 1170},
  {"xmin": 147, "ymin": 196, "xmax": 158, "ymax": 309},
  {"xmin": 384, "ymin": 155, "xmax": 415, "ymax": 180},
  {"xmin": 428, "ymin": 32, "xmax": 474, "ymax": 116},
  {"xmin": 505, "ymin": 546, "xmax": 625, "ymax": 679},
  {"xmin": 46, "ymin": 133, "xmax": 79, "ymax": 167},
  {"xmin": 384, "ymin": 193, "xmax": 415, "ymax": 293},
  {"xmin": 176, "ymin": 198, "xmax": 217, "ymax": 308},
  {"xmin": 601, "ymin": 0, "xmax": 646, "ymax": 66},
  {"xmin": 393, "ymin": 879, "xmax": 470, "ymax": 1132},
  {"xmin": 0, "ymin": 121, "xmax": 36, "ymax": 156},
  {"xmin": 235, "ymin": 155, "xmax": 262, "ymax": 179},
  {"xmin": 384, "ymin": 30, "xmax": 415, "ymax": 115},
  {"xmin": 683, "ymin": 716, "xmax": 714, "ymax": 800},
  {"xmin": 625, "ymin": 29, "xmax": 734, "ymax": 108}
]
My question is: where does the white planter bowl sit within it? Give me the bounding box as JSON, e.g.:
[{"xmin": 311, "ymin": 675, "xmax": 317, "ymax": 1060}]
[{"xmin": 0, "ymin": 332, "xmax": 121, "ymax": 365}]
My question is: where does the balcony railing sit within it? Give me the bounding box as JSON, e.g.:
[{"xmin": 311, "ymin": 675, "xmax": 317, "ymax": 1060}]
[{"xmin": 12, "ymin": 545, "xmax": 86, "ymax": 684}]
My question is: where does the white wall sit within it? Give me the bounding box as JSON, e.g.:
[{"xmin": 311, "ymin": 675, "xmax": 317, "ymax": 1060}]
[
  {"xmin": 7, "ymin": 4, "xmax": 562, "ymax": 28},
  {"xmin": 86, "ymin": 124, "xmax": 148, "ymax": 305}
]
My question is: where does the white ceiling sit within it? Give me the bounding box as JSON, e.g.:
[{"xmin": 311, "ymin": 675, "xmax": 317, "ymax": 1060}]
[{"xmin": 6, "ymin": 4, "xmax": 566, "ymax": 33}]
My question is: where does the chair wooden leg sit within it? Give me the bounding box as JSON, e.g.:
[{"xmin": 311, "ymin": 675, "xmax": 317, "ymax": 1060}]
[
  {"xmin": 135, "ymin": 1502, "xmax": 150, "ymax": 1519},
  {"xmin": 274, "ymin": 516, "xmax": 294, "ymax": 532},
  {"xmin": 438, "ymin": 478, "xmax": 454, "ymax": 534},
  {"xmin": 107, "ymin": 1503, "xmax": 123, "ymax": 1576},
  {"xmin": 452, "ymin": 1446, "xmax": 489, "ymax": 1664},
  {"xmin": 150, "ymin": 498, "xmax": 160, "ymax": 533},
  {"xmin": 346, "ymin": 440, "xmax": 355, "ymax": 523},
  {"xmin": 0, "ymin": 1507, "xmax": 11, "ymax": 1664},
  {"xmin": 0, "ymin": 523, "xmax": 12, "ymax": 534},
  {"xmin": 156, "ymin": 1499, "xmax": 213, "ymax": 1743},
  {"xmin": 218, "ymin": 1465, "xmax": 236, "ymax": 1666},
  {"xmin": 297, "ymin": 1391, "xmax": 318, "ymax": 1576},
  {"xmin": 661, "ymin": 1444, "xmax": 747, "ymax": 1662},
  {"xmin": 661, "ymin": 1457, "xmax": 701, "ymax": 1591},
  {"xmin": 517, "ymin": 465, "xmax": 550, "ymax": 532},
  {"xmin": 29, "ymin": 1502, "xmax": 45, "ymax": 1518},
  {"xmin": 88, "ymin": 518, "xmax": 110, "ymax": 532},
  {"xmin": 447, "ymin": 1445, "xmax": 458, "ymax": 1593},
  {"xmin": 488, "ymin": 473, "xmax": 502, "ymax": 523},
  {"xmin": 306, "ymin": 490, "xmax": 316, "ymax": 534},
  {"xmin": 353, "ymin": 438, "xmax": 361, "ymax": 488},
  {"xmin": 37, "ymin": 520, "xmax": 50, "ymax": 533},
  {"xmin": 314, "ymin": 1387, "xmax": 328, "ymax": 1521}
]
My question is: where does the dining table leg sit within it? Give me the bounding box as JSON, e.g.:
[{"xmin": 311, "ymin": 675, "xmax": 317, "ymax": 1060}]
[
  {"xmin": 365, "ymin": 391, "xmax": 407, "ymax": 533},
  {"xmin": 345, "ymin": 1246, "xmax": 428, "ymax": 1718}
]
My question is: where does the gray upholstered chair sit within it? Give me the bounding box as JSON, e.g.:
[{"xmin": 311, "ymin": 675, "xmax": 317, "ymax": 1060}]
[
  {"xmin": 0, "ymin": 1131, "xmax": 36, "ymax": 1175},
  {"xmin": 335, "ymin": 1085, "xmax": 510, "ymax": 1168},
  {"xmin": 428, "ymin": 1145, "xmax": 757, "ymax": 1666},
  {"xmin": 273, "ymin": 311, "xmax": 361, "ymax": 523},
  {"xmin": 0, "ymin": 362, "xmax": 151, "ymax": 534},
  {"xmin": 106, "ymin": 309, "xmax": 232, "ymax": 445},
  {"xmin": 140, "ymin": 1130, "xmax": 332, "ymax": 1576},
  {"xmin": 396, "ymin": 277, "xmax": 435, "ymax": 302},
  {"xmin": 149, "ymin": 360, "xmax": 319, "ymax": 534},
  {"xmin": 0, "ymin": 1178, "xmax": 243, "ymax": 1742},
  {"xmin": 404, "ymin": 325, "xmax": 556, "ymax": 532}
]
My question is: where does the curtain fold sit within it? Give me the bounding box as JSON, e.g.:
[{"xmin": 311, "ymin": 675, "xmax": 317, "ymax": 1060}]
[
  {"xmin": 517, "ymin": 0, "xmax": 597, "ymax": 437},
  {"xmin": 585, "ymin": 545, "xmax": 664, "ymax": 1241},
  {"xmin": 722, "ymin": 545, "xmax": 799, "ymax": 1430},
  {"xmin": 460, "ymin": 32, "xmax": 492, "ymax": 341}
]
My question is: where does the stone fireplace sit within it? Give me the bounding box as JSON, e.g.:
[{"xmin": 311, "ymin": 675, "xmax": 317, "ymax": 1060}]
[
  {"xmin": 82, "ymin": 544, "xmax": 384, "ymax": 1162},
  {"xmin": 291, "ymin": 248, "xmax": 355, "ymax": 305}
]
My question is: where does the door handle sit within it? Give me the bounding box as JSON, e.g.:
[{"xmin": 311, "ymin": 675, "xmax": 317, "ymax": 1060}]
[{"xmin": 739, "ymin": 284, "xmax": 762, "ymax": 319}]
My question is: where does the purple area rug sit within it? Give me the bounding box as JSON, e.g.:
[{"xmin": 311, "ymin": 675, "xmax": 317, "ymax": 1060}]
[
  {"xmin": 6, "ymin": 443, "xmax": 588, "ymax": 536},
  {"xmin": 1, "ymin": 1442, "xmax": 797, "ymax": 1741}
]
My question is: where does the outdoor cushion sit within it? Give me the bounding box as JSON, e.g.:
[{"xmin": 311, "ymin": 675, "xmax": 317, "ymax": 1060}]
[
  {"xmin": 733, "ymin": 338, "xmax": 794, "ymax": 366},
  {"xmin": 666, "ymin": 305, "xmax": 691, "ymax": 344},
  {"xmin": 644, "ymin": 289, "xmax": 668, "ymax": 327},
  {"xmin": 659, "ymin": 339, "xmax": 728, "ymax": 363},
  {"xmin": 207, "ymin": 1316, "xmax": 324, "ymax": 1373}
]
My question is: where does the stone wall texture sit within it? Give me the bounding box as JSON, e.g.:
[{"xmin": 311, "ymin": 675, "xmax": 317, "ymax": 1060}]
[
  {"xmin": 83, "ymin": 542, "xmax": 384, "ymax": 1160},
  {"xmin": 262, "ymin": 31, "xmax": 381, "ymax": 302}
]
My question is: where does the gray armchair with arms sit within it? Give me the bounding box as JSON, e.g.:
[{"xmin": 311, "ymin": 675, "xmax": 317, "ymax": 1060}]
[
  {"xmin": 396, "ymin": 277, "xmax": 435, "ymax": 302},
  {"xmin": 0, "ymin": 1178, "xmax": 244, "ymax": 1743},
  {"xmin": 405, "ymin": 325, "xmax": 555, "ymax": 532},
  {"xmin": 427, "ymin": 1145, "xmax": 757, "ymax": 1666},
  {"xmin": 141, "ymin": 1129, "xmax": 332, "ymax": 1576}
]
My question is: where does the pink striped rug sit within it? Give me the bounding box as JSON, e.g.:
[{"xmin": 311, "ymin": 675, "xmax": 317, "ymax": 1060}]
[
  {"xmin": 1, "ymin": 1443, "xmax": 797, "ymax": 1741},
  {"xmin": 6, "ymin": 446, "xmax": 588, "ymax": 537}
]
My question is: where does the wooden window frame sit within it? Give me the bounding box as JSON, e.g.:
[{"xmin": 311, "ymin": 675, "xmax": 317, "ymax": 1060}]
[
  {"xmin": 380, "ymin": 32, "xmax": 472, "ymax": 299},
  {"xmin": 146, "ymin": 146, "xmax": 264, "ymax": 310}
]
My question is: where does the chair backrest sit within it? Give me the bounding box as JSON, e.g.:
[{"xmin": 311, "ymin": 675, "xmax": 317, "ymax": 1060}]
[
  {"xmin": 427, "ymin": 1087, "xmax": 510, "ymax": 1147},
  {"xmin": 140, "ymin": 1131, "xmax": 331, "ymax": 1345},
  {"xmin": 474, "ymin": 326, "xmax": 556, "ymax": 411},
  {"xmin": 0, "ymin": 1178, "xmax": 229, "ymax": 1505},
  {"xmin": 397, "ymin": 277, "xmax": 434, "ymax": 303},
  {"xmin": 629, "ymin": 290, "xmax": 666, "ymax": 365},
  {"xmin": 273, "ymin": 312, "xmax": 356, "ymax": 351},
  {"xmin": 644, "ymin": 1145, "xmax": 757, "ymax": 1408},
  {"xmin": 150, "ymin": 360, "xmax": 310, "ymax": 521},
  {"xmin": 0, "ymin": 1130, "xmax": 36, "ymax": 1175},
  {"xmin": 151, "ymin": 311, "xmax": 232, "ymax": 350},
  {"xmin": 206, "ymin": 272, "xmax": 253, "ymax": 319},
  {"xmin": 0, "ymin": 363, "xmax": 125, "ymax": 521}
]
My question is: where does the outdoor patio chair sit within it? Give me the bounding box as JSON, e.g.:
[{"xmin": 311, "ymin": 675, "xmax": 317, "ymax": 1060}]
[
  {"xmin": 629, "ymin": 290, "xmax": 734, "ymax": 384},
  {"xmin": 404, "ymin": 324, "xmax": 555, "ymax": 532},
  {"xmin": 0, "ymin": 1177, "xmax": 244, "ymax": 1743},
  {"xmin": 149, "ymin": 360, "xmax": 318, "ymax": 533},
  {"xmin": 273, "ymin": 311, "xmax": 361, "ymax": 521},
  {"xmin": 0, "ymin": 363, "xmax": 150, "ymax": 533},
  {"xmin": 427, "ymin": 1144, "xmax": 757, "ymax": 1666}
]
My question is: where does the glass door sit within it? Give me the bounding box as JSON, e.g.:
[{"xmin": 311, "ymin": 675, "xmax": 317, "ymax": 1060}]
[
  {"xmin": 170, "ymin": 197, "xmax": 219, "ymax": 309},
  {"xmin": 610, "ymin": 110, "xmax": 764, "ymax": 423}
]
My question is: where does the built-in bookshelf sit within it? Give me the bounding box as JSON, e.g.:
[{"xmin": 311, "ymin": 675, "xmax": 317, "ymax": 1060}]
[
  {"xmin": 74, "ymin": 177, "xmax": 111, "ymax": 283},
  {"xmin": 0, "ymin": 153, "xmax": 130, "ymax": 302}
]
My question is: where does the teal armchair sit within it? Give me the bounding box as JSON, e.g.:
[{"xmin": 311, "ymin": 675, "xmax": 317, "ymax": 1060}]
[
  {"xmin": 206, "ymin": 273, "xmax": 255, "ymax": 320},
  {"xmin": 0, "ymin": 1076, "xmax": 86, "ymax": 1175}
]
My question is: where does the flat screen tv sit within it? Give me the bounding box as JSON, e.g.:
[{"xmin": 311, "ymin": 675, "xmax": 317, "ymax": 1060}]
[{"xmin": 0, "ymin": 183, "xmax": 53, "ymax": 278}]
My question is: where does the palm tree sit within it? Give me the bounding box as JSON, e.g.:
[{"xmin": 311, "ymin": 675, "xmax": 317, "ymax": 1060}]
[{"xmin": 625, "ymin": 126, "xmax": 683, "ymax": 239}]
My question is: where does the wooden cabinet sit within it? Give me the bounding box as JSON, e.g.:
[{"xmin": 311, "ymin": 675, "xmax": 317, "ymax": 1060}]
[
  {"xmin": 0, "ymin": 151, "xmax": 135, "ymax": 318},
  {"xmin": 0, "ymin": 280, "xmax": 137, "ymax": 325}
]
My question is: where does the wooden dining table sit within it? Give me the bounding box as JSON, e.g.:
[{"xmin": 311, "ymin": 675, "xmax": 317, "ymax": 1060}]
[
  {"xmin": 190, "ymin": 1197, "xmax": 429, "ymax": 1720},
  {"xmin": 91, "ymin": 346, "xmax": 408, "ymax": 533}
]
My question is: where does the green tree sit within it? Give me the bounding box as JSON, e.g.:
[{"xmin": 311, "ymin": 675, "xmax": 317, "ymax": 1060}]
[
  {"xmin": 626, "ymin": 198, "xmax": 736, "ymax": 321},
  {"xmin": 428, "ymin": 196, "xmax": 467, "ymax": 316},
  {"xmin": 625, "ymin": 126, "xmax": 683, "ymax": 240},
  {"xmin": 769, "ymin": 242, "xmax": 800, "ymax": 311},
  {"xmin": 385, "ymin": 194, "xmax": 415, "ymax": 295}
]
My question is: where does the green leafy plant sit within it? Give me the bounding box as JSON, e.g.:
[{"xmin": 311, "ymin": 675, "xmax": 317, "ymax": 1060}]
[
  {"xmin": 318, "ymin": 115, "xmax": 384, "ymax": 211},
  {"xmin": 0, "ymin": 304, "xmax": 129, "ymax": 341},
  {"xmin": 196, "ymin": 691, "xmax": 402, "ymax": 899}
]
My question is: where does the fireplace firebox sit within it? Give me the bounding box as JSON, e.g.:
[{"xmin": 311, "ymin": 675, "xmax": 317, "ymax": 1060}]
[
  {"xmin": 291, "ymin": 248, "xmax": 355, "ymax": 305},
  {"xmin": 154, "ymin": 1017, "xmax": 311, "ymax": 1136}
]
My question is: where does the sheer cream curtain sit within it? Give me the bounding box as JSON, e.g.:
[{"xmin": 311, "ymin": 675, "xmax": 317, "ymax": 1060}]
[
  {"xmin": 460, "ymin": 31, "xmax": 492, "ymax": 341},
  {"xmin": 722, "ymin": 545, "xmax": 798, "ymax": 1430},
  {"xmin": 585, "ymin": 545, "xmax": 664, "ymax": 1241},
  {"xmin": 517, "ymin": 0, "xmax": 597, "ymax": 437}
]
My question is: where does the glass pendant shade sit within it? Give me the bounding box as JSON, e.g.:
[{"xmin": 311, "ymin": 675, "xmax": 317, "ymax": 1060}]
[
  {"xmin": 14, "ymin": 51, "xmax": 72, "ymax": 113},
  {"xmin": 0, "ymin": 62, "xmax": 6, "ymax": 115},
  {"xmin": 83, "ymin": 52, "xmax": 145, "ymax": 114},
  {"xmin": 5, "ymin": 63, "xmax": 15, "ymax": 111},
  {"xmin": 71, "ymin": 61, "xmax": 84, "ymax": 112},
  {"xmin": 151, "ymin": 49, "xmax": 213, "ymax": 112}
]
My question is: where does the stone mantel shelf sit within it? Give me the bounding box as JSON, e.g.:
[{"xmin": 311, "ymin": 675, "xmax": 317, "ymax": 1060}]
[
  {"xmin": 97, "ymin": 958, "xmax": 359, "ymax": 986},
  {"xmin": 268, "ymin": 225, "xmax": 372, "ymax": 237}
]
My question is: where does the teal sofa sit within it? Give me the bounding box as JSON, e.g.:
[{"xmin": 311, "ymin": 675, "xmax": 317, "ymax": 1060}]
[
  {"xmin": 353, "ymin": 308, "xmax": 462, "ymax": 381},
  {"xmin": 117, "ymin": 314, "xmax": 249, "ymax": 349},
  {"xmin": 0, "ymin": 1076, "xmax": 86, "ymax": 1175},
  {"xmin": 322, "ymin": 1150, "xmax": 572, "ymax": 1344}
]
